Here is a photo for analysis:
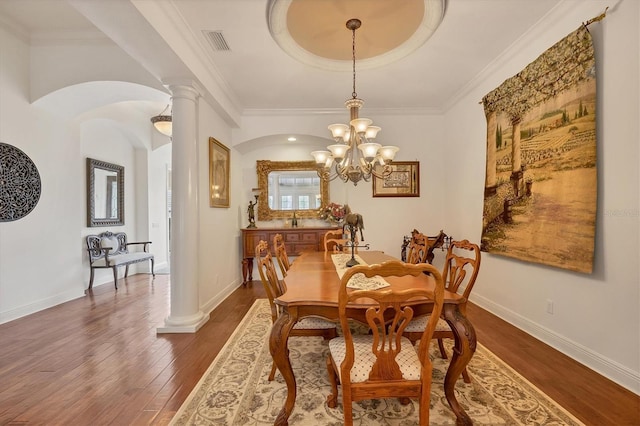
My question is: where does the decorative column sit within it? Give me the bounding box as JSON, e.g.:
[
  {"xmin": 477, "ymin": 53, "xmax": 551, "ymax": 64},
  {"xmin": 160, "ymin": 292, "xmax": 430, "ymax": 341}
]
[
  {"xmin": 484, "ymin": 110, "xmax": 497, "ymax": 196},
  {"xmin": 157, "ymin": 82, "xmax": 209, "ymax": 333}
]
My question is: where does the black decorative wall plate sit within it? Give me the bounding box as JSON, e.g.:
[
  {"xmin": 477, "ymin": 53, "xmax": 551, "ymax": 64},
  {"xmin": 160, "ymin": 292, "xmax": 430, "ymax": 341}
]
[{"xmin": 0, "ymin": 142, "xmax": 42, "ymax": 222}]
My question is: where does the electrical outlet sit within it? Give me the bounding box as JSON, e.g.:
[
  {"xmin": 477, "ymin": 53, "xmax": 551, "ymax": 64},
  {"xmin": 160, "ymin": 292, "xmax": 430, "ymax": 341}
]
[{"xmin": 546, "ymin": 299, "xmax": 554, "ymax": 314}]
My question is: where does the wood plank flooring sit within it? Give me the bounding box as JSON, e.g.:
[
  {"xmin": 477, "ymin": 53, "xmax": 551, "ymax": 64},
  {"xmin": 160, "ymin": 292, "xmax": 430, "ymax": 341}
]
[{"xmin": 0, "ymin": 274, "xmax": 638, "ymax": 425}]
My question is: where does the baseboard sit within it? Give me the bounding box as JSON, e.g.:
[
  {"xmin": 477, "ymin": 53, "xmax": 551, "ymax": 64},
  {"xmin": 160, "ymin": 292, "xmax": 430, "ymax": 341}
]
[
  {"xmin": 471, "ymin": 293, "xmax": 640, "ymax": 395},
  {"xmin": 0, "ymin": 288, "xmax": 85, "ymax": 325},
  {"xmin": 200, "ymin": 278, "xmax": 243, "ymax": 318}
]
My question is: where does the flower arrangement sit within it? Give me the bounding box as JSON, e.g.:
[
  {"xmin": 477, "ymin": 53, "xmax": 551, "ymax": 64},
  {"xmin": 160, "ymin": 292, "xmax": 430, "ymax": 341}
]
[{"xmin": 320, "ymin": 202, "xmax": 346, "ymax": 223}]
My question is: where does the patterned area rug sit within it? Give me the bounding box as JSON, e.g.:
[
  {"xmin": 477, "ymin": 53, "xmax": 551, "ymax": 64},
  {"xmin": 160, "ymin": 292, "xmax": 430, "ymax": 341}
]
[{"xmin": 171, "ymin": 300, "xmax": 583, "ymax": 425}]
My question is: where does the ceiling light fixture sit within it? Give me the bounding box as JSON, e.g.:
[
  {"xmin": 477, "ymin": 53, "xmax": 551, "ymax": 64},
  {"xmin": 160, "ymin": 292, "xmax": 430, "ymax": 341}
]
[
  {"xmin": 311, "ymin": 18, "xmax": 399, "ymax": 186},
  {"xmin": 150, "ymin": 104, "xmax": 172, "ymax": 137}
]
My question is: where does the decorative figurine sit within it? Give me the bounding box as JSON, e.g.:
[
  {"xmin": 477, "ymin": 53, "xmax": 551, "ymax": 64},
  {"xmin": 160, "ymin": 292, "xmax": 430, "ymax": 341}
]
[
  {"xmin": 292, "ymin": 210, "xmax": 298, "ymax": 228},
  {"xmin": 343, "ymin": 205, "xmax": 366, "ymax": 267},
  {"xmin": 247, "ymin": 195, "xmax": 258, "ymax": 228}
]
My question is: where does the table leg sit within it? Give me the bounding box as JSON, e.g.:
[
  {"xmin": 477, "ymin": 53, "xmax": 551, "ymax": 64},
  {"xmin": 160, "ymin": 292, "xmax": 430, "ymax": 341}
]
[
  {"xmin": 242, "ymin": 257, "xmax": 254, "ymax": 285},
  {"xmin": 270, "ymin": 307, "xmax": 297, "ymax": 426},
  {"xmin": 443, "ymin": 303, "xmax": 477, "ymax": 425}
]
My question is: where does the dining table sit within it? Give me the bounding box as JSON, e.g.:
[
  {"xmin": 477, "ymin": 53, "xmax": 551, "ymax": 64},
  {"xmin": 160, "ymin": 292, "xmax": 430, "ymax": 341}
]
[{"xmin": 270, "ymin": 250, "xmax": 476, "ymax": 425}]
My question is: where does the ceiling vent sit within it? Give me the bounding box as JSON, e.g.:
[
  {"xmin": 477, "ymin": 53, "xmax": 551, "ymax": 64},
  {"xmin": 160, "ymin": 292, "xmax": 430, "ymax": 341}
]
[{"xmin": 203, "ymin": 30, "xmax": 231, "ymax": 52}]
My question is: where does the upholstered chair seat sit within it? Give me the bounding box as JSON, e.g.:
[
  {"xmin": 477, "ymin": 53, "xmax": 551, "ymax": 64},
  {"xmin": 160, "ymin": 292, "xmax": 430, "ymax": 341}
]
[
  {"xmin": 403, "ymin": 315, "xmax": 450, "ymax": 333},
  {"xmin": 328, "ymin": 335, "xmax": 421, "ymax": 383},
  {"xmin": 294, "ymin": 317, "xmax": 337, "ymax": 330}
]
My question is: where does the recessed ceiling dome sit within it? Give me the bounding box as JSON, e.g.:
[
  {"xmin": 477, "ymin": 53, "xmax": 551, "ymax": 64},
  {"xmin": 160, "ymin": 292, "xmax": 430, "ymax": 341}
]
[{"xmin": 267, "ymin": 0, "xmax": 445, "ymax": 71}]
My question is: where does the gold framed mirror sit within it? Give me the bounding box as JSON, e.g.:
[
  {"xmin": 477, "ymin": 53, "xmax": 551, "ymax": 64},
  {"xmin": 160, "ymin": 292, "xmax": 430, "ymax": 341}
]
[{"xmin": 256, "ymin": 160, "xmax": 329, "ymax": 220}]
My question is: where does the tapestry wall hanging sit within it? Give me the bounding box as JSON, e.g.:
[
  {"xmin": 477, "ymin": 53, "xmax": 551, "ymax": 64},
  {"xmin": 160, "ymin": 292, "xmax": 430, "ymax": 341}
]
[{"xmin": 480, "ymin": 24, "xmax": 597, "ymax": 274}]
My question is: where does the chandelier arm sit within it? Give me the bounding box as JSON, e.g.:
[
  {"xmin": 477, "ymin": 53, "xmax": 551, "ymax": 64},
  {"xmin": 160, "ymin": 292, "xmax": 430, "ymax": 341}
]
[{"xmin": 370, "ymin": 164, "xmax": 394, "ymax": 180}]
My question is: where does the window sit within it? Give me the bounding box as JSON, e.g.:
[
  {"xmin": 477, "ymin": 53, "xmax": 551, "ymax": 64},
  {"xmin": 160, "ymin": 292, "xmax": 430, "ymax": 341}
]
[
  {"xmin": 280, "ymin": 195, "xmax": 293, "ymax": 210},
  {"xmin": 298, "ymin": 195, "xmax": 309, "ymax": 210}
]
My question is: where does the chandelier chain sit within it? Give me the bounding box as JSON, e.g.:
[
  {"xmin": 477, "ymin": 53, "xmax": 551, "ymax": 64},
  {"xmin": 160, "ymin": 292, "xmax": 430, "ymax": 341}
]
[{"xmin": 352, "ymin": 25, "xmax": 357, "ymax": 99}]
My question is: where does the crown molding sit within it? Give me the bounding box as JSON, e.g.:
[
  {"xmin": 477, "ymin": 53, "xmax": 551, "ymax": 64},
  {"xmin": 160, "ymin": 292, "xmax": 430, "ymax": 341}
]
[{"xmin": 442, "ymin": 0, "xmax": 617, "ymax": 112}]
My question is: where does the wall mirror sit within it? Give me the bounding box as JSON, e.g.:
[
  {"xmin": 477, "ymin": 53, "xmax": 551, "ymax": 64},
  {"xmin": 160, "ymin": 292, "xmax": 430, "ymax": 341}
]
[
  {"xmin": 87, "ymin": 158, "xmax": 124, "ymax": 227},
  {"xmin": 256, "ymin": 160, "xmax": 329, "ymax": 221}
]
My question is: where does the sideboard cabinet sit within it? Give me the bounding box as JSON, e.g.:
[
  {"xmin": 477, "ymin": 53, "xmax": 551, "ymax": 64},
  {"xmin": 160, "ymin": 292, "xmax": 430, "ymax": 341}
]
[{"xmin": 241, "ymin": 226, "xmax": 339, "ymax": 284}]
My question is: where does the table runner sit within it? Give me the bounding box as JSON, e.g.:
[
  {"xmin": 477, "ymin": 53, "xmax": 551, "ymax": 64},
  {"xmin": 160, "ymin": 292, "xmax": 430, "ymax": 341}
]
[{"xmin": 331, "ymin": 253, "xmax": 390, "ymax": 290}]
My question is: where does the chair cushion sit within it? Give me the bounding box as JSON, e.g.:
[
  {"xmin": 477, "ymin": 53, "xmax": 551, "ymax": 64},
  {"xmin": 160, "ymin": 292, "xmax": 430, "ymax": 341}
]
[
  {"xmin": 294, "ymin": 316, "xmax": 336, "ymax": 330},
  {"xmin": 92, "ymin": 252, "xmax": 153, "ymax": 267},
  {"xmin": 404, "ymin": 315, "xmax": 450, "ymax": 333},
  {"xmin": 329, "ymin": 335, "xmax": 420, "ymax": 383}
]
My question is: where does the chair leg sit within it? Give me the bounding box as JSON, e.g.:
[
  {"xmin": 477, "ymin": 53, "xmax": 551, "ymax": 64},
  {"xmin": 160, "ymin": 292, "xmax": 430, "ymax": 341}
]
[
  {"xmin": 112, "ymin": 267, "xmax": 118, "ymax": 290},
  {"xmin": 88, "ymin": 268, "xmax": 95, "ymax": 290},
  {"xmin": 462, "ymin": 367, "xmax": 472, "ymax": 383},
  {"xmin": 150, "ymin": 258, "xmax": 155, "ymax": 277},
  {"xmin": 437, "ymin": 338, "xmax": 448, "ymax": 359},
  {"xmin": 268, "ymin": 361, "xmax": 277, "ymax": 381},
  {"xmin": 342, "ymin": 388, "xmax": 353, "ymax": 426},
  {"xmin": 326, "ymin": 356, "xmax": 339, "ymax": 409},
  {"xmin": 420, "ymin": 375, "xmax": 432, "ymax": 425},
  {"xmin": 125, "ymin": 264, "xmax": 129, "ymax": 277}
]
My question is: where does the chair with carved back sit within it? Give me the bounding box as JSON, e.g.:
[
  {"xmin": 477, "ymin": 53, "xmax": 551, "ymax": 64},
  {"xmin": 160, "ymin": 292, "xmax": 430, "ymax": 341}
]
[
  {"xmin": 403, "ymin": 239, "xmax": 481, "ymax": 383},
  {"xmin": 272, "ymin": 233, "xmax": 291, "ymax": 277},
  {"xmin": 324, "ymin": 229, "xmax": 358, "ymax": 253},
  {"xmin": 326, "ymin": 260, "xmax": 445, "ymax": 425},
  {"xmin": 256, "ymin": 240, "xmax": 337, "ymax": 381}
]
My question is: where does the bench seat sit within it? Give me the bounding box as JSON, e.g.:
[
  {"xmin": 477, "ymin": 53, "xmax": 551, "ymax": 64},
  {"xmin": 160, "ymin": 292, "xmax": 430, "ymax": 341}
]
[
  {"xmin": 90, "ymin": 252, "xmax": 154, "ymax": 268},
  {"xmin": 86, "ymin": 231, "xmax": 155, "ymax": 290}
]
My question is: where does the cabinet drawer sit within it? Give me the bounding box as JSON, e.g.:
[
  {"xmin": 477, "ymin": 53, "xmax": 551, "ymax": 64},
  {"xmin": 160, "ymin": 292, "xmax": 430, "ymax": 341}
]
[
  {"xmin": 301, "ymin": 232, "xmax": 318, "ymax": 242},
  {"xmin": 285, "ymin": 233, "xmax": 300, "ymax": 242}
]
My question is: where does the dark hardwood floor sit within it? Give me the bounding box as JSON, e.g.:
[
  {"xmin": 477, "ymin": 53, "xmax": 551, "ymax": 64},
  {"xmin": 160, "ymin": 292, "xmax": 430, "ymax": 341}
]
[{"xmin": 0, "ymin": 274, "xmax": 638, "ymax": 425}]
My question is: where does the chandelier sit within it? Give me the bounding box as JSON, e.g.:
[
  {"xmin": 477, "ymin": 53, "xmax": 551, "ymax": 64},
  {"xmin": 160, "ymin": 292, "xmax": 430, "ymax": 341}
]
[{"xmin": 311, "ymin": 18, "xmax": 399, "ymax": 186}]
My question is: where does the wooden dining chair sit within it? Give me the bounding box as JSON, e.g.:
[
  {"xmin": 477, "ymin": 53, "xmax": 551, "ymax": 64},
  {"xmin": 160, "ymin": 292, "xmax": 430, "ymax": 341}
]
[
  {"xmin": 324, "ymin": 229, "xmax": 357, "ymax": 253},
  {"xmin": 256, "ymin": 240, "xmax": 338, "ymax": 381},
  {"xmin": 403, "ymin": 239, "xmax": 481, "ymax": 383},
  {"xmin": 272, "ymin": 233, "xmax": 291, "ymax": 277},
  {"xmin": 326, "ymin": 260, "xmax": 445, "ymax": 425}
]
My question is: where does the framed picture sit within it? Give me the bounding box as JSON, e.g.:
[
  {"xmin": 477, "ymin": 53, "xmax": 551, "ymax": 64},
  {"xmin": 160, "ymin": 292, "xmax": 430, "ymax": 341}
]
[
  {"xmin": 372, "ymin": 161, "xmax": 420, "ymax": 197},
  {"xmin": 209, "ymin": 137, "xmax": 230, "ymax": 208}
]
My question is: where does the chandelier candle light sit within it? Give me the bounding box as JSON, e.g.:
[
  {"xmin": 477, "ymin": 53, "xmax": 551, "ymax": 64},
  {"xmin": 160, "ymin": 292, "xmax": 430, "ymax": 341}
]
[{"xmin": 311, "ymin": 19, "xmax": 399, "ymax": 186}]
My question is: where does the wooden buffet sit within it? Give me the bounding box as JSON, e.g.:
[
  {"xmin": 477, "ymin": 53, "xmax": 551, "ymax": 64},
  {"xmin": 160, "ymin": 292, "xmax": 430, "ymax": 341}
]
[{"xmin": 240, "ymin": 226, "xmax": 340, "ymax": 284}]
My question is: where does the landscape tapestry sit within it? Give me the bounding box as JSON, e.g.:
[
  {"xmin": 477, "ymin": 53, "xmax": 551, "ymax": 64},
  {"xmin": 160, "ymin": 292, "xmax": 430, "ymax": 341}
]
[{"xmin": 480, "ymin": 25, "xmax": 597, "ymax": 273}]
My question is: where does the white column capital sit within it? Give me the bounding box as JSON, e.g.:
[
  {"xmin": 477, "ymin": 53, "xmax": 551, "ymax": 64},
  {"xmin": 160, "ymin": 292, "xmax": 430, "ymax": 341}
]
[{"xmin": 163, "ymin": 78, "xmax": 204, "ymax": 100}]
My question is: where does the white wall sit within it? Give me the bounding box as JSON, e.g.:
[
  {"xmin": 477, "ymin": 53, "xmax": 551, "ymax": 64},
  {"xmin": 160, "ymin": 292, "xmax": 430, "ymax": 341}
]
[
  {"xmin": 443, "ymin": 0, "xmax": 639, "ymax": 392},
  {"xmin": 236, "ymin": 113, "xmax": 447, "ymax": 260},
  {"xmin": 0, "ymin": 21, "xmax": 171, "ymax": 322},
  {"xmin": 0, "ymin": 25, "xmax": 85, "ymax": 322},
  {"xmin": 197, "ymin": 99, "xmax": 241, "ymax": 314},
  {"xmin": 80, "ymin": 119, "xmax": 139, "ymax": 288}
]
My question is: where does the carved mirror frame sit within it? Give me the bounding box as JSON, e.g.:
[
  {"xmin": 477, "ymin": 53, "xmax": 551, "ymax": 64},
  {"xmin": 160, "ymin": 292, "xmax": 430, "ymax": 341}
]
[
  {"xmin": 256, "ymin": 160, "xmax": 329, "ymax": 221},
  {"xmin": 87, "ymin": 157, "xmax": 125, "ymax": 227}
]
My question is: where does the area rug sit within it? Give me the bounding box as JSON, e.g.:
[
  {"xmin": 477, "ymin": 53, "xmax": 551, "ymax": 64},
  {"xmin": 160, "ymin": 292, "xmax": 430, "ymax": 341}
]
[{"xmin": 171, "ymin": 300, "xmax": 584, "ymax": 425}]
